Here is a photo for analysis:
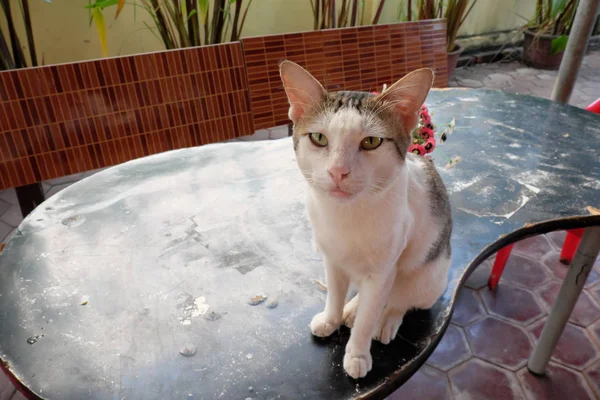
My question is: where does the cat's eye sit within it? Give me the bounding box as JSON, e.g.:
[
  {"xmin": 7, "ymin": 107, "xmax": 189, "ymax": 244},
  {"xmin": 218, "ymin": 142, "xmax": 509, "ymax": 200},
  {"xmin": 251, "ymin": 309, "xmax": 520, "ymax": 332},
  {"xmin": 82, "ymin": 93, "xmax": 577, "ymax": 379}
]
[
  {"xmin": 360, "ymin": 136, "xmax": 383, "ymax": 150},
  {"xmin": 309, "ymin": 132, "xmax": 329, "ymax": 147}
]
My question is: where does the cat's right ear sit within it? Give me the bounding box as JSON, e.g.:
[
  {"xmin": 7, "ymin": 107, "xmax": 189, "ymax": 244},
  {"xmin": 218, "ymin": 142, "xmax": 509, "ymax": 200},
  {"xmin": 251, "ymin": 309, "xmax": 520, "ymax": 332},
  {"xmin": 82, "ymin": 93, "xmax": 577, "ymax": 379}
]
[{"xmin": 279, "ymin": 60, "xmax": 326, "ymax": 124}]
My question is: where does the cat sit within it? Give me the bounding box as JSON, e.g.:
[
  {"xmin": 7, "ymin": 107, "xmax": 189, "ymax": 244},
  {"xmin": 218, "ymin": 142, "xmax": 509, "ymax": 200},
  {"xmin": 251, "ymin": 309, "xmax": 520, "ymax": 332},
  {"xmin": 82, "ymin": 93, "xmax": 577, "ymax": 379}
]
[{"xmin": 279, "ymin": 60, "xmax": 452, "ymax": 379}]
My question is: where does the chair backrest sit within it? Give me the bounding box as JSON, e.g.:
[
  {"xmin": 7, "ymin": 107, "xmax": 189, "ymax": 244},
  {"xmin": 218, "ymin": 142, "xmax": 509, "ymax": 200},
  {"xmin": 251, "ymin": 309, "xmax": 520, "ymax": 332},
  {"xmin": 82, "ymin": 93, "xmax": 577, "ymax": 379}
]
[{"xmin": 585, "ymin": 98, "xmax": 600, "ymax": 114}]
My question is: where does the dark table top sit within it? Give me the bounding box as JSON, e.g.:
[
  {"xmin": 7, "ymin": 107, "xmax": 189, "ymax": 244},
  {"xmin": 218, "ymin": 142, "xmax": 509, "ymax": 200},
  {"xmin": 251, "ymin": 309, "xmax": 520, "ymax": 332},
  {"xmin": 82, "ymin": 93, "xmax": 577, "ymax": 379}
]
[{"xmin": 1, "ymin": 89, "xmax": 599, "ymax": 400}]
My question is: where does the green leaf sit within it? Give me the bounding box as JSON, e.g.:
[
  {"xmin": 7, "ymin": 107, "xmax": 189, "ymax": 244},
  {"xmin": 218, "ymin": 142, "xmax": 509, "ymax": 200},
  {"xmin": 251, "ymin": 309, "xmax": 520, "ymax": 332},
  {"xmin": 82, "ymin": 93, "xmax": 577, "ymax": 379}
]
[
  {"xmin": 187, "ymin": 9, "xmax": 198, "ymax": 20},
  {"xmin": 198, "ymin": 0, "xmax": 208, "ymax": 18},
  {"xmin": 551, "ymin": 0, "xmax": 568, "ymax": 19},
  {"xmin": 92, "ymin": 7, "xmax": 108, "ymax": 57},
  {"xmin": 115, "ymin": 0, "xmax": 125, "ymax": 18},
  {"xmin": 551, "ymin": 34, "xmax": 568, "ymax": 55}
]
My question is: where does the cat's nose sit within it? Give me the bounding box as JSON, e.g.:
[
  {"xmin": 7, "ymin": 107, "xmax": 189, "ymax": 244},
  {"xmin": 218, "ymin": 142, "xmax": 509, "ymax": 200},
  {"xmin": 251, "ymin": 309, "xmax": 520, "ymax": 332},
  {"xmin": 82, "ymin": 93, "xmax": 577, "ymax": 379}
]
[{"xmin": 328, "ymin": 166, "xmax": 350, "ymax": 184}]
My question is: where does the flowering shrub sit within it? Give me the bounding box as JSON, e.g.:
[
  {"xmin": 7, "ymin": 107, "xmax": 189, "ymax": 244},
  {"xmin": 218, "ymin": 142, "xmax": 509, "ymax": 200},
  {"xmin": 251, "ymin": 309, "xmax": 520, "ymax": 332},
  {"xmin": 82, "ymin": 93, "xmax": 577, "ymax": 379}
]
[{"xmin": 408, "ymin": 104, "xmax": 454, "ymax": 157}]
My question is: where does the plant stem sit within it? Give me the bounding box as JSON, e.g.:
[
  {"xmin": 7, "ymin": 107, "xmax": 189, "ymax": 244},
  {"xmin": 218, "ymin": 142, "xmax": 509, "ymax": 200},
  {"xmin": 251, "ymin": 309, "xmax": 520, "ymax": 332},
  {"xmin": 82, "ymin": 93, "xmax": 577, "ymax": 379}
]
[
  {"xmin": 238, "ymin": 0, "xmax": 253, "ymax": 39},
  {"xmin": 0, "ymin": 29, "xmax": 16, "ymax": 70},
  {"xmin": 320, "ymin": 0, "xmax": 328, "ymax": 29},
  {"xmin": 210, "ymin": 0, "xmax": 225, "ymax": 44},
  {"xmin": 350, "ymin": 0, "xmax": 357, "ymax": 26},
  {"xmin": 186, "ymin": 0, "xmax": 200, "ymax": 46},
  {"xmin": 20, "ymin": 0, "xmax": 37, "ymax": 66},
  {"xmin": 372, "ymin": 0, "xmax": 386, "ymax": 24},
  {"xmin": 338, "ymin": 0, "xmax": 347, "ymax": 27},
  {"xmin": 330, "ymin": 0, "xmax": 336, "ymax": 28},
  {"xmin": 2, "ymin": 0, "xmax": 24, "ymax": 67},
  {"xmin": 231, "ymin": 0, "xmax": 242, "ymax": 41},
  {"xmin": 147, "ymin": 0, "xmax": 175, "ymax": 49},
  {"xmin": 203, "ymin": 1, "xmax": 209, "ymax": 46}
]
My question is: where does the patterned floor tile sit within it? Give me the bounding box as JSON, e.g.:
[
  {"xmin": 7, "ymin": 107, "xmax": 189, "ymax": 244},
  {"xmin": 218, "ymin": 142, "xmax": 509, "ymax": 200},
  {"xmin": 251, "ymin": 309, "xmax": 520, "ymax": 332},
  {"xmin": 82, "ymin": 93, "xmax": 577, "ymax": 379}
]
[
  {"xmin": 543, "ymin": 251, "xmax": 600, "ymax": 289},
  {"xmin": 0, "ymin": 222, "xmax": 12, "ymax": 244},
  {"xmin": 0, "ymin": 372, "xmax": 15, "ymax": 400},
  {"xmin": 530, "ymin": 318, "xmax": 599, "ymax": 370},
  {"xmin": 518, "ymin": 363, "xmax": 596, "ymax": 400},
  {"xmin": 11, "ymin": 391, "xmax": 27, "ymax": 400},
  {"xmin": 585, "ymin": 359, "xmax": 600, "ymax": 398},
  {"xmin": 448, "ymin": 359, "xmax": 526, "ymax": 399},
  {"xmin": 591, "ymin": 285, "xmax": 600, "ymax": 307},
  {"xmin": 1, "ymin": 205, "xmax": 23, "ymax": 228},
  {"xmin": 0, "ymin": 189, "xmax": 17, "ymax": 206},
  {"xmin": 512, "ymin": 235, "xmax": 554, "ymax": 260},
  {"xmin": 537, "ymin": 281, "xmax": 600, "ymax": 327},
  {"xmin": 500, "ymin": 253, "xmax": 551, "ymax": 289},
  {"xmin": 590, "ymin": 319, "xmax": 600, "ymax": 348},
  {"xmin": 452, "ymin": 288, "xmax": 486, "ymax": 327},
  {"xmin": 464, "ymin": 260, "xmax": 492, "ymax": 290},
  {"xmin": 480, "ymin": 283, "xmax": 545, "ymax": 326},
  {"xmin": 465, "ymin": 316, "xmax": 533, "ymax": 371},
  {"xmin": 427, "ymin": 324, "xmax": 471, "ymax": 372},
  {"xmin": 0, "ymin": 200, "xmax": 10, "ymax": 217},
  {"xmin": 388, "ymin": 365, "xmax": 451, "ymax": 399}
]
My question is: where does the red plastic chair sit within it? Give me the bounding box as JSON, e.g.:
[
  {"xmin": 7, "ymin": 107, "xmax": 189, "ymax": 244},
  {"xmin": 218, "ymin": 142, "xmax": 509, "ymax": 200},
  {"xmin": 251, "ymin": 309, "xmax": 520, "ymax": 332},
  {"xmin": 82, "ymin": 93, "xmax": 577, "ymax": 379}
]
[{"xmin": 487, "ymin": 98, "xmax": 600, "ymax": 290}]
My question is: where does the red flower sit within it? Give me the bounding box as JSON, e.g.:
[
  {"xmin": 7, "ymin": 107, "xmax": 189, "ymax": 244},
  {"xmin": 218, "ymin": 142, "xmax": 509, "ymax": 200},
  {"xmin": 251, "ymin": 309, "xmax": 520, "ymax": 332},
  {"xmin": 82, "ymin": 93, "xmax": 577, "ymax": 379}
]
[
  {"xmin": 408, "ymin": 144, "xmax": 426, "ymax": 156},
  {"xmin": 420, "ymin": 126, "xmax": 434, "ymax": 140},
  {"xmin": 420, "ymin": 105, "xmax": 431, "ymax": 125},
  {"xmin": 424, "ymin": 137, "xmax": 436, "ymax": 153}
]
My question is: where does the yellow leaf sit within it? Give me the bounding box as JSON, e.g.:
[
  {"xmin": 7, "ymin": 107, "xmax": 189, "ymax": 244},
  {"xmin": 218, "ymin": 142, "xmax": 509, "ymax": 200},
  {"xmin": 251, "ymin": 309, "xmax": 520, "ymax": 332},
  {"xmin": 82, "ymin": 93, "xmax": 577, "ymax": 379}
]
[
  {"xmin": 115, "ymin": 0, "xmax": 125, "ymax": 19},
  {"xmin": 92, "ymin": 8, "xmax": 108, "ymax": 57}
]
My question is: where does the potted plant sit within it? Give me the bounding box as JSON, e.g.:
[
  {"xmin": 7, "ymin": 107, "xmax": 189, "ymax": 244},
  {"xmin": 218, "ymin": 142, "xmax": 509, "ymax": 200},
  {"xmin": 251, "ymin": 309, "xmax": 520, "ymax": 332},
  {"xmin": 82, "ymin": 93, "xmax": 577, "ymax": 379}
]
[
  {"xmin": 1, "ymin": 0, "xmax": 40, "ymax": 70},
  {"xmin": 86, "ymin": 0, "xmax": 254, "ymax": 56},
  {"xmin": 309, "ymin": 0, "xmax": 387, "ymax": 29},
  {"xmin": 401, "ymin": 0, "xmax": 478, "ymax": 78},
  {"xmin": 522, "ymin": 0, "xmax": 577, "ymax": 70}
]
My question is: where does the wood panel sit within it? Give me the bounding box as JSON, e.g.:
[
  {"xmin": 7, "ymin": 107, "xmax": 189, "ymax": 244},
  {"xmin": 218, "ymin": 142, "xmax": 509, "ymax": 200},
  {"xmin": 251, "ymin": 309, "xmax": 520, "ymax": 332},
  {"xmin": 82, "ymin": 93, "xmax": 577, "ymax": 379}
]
[
  {"xmin": 0, "ymin": 43, "xmax": 253, "ymax": 189},
  {"xmin": 242, "ymin": 20, "xmax": 448, "ymax": 130}
]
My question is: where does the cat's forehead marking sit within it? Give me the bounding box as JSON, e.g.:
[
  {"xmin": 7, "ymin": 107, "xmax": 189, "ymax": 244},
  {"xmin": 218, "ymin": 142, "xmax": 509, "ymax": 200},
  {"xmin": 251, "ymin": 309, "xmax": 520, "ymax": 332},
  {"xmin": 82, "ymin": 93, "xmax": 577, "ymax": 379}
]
[{"xmin": 326, "ymin": 91, "xmax": 375, "ymax": 114}]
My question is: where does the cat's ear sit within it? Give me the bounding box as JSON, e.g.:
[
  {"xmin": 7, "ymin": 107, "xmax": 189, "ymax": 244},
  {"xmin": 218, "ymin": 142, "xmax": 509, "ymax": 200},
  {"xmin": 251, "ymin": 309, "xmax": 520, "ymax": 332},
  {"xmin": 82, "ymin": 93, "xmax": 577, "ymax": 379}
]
[
  {"xmin": 279, "ymin": 60, "xmax": 327, "ymax": 124},
  {"xmin": 375, "ymin": 68, "xmax": 434, "ymax": 133}
]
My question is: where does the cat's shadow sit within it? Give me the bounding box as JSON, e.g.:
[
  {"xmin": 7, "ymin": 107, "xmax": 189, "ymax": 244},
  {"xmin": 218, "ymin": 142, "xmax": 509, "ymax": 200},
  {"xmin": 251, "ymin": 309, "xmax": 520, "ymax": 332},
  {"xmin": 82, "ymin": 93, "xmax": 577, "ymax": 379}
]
[{"xmin": 309, "ymin": 308, "xmax": 435, "ymax": 387}]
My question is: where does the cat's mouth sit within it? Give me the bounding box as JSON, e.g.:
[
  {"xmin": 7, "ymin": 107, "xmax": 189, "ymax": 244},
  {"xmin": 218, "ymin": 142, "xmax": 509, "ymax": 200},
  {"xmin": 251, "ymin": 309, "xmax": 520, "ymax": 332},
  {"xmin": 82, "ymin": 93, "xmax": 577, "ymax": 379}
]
[{"xmin": 329, "ymin": 187, "xmax": 352, "ymax": 199}]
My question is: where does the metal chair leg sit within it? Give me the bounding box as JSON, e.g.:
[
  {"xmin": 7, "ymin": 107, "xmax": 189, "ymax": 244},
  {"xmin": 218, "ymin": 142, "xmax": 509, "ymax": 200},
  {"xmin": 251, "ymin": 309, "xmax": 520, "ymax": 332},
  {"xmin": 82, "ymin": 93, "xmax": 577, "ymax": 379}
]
[
  {"xmin": 488, "ymin": 244, "xmax": 515, "ymax": 290},
  {"xmin": 528, "ymin": 226, "xmax": 600, "ymax": 375}
]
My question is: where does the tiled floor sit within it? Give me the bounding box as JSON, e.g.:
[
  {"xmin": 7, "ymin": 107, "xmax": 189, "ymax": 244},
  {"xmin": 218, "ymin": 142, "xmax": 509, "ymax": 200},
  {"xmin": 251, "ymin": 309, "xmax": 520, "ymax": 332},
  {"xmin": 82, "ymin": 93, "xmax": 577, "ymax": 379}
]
[
  {"xmin": 390, "ymin": 232, "xmax": 600, "ymax": 399},
  {"xmin": 1, "ymin": 52, "xmax": 600, "ymax": 399},
  {"xmin": 449, "ymin": 48, "xmax": 600, "ymax": 109}
]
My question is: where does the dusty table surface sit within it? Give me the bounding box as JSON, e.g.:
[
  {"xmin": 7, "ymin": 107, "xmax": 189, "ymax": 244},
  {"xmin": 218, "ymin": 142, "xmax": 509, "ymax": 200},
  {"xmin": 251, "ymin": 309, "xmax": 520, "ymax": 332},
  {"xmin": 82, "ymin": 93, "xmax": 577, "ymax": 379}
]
[{"xmin": 1, "ymin": 89, "xmax": 599, "ymax": 400}]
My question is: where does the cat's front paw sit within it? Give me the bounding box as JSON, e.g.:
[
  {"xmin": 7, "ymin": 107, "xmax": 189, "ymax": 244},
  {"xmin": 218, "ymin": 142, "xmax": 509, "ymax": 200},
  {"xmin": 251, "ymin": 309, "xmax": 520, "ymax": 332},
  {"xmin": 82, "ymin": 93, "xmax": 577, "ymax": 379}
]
[
  {"xmin": 310, "ymin": 312, "xmax": 339, "ymax": 337},
  {"xmin": 374, "ymin": 312, "xmax": 404, "ymax": 344},
  {"xmin": 343, "ymin": 343, "xmax": 372, "ymax": 379}
]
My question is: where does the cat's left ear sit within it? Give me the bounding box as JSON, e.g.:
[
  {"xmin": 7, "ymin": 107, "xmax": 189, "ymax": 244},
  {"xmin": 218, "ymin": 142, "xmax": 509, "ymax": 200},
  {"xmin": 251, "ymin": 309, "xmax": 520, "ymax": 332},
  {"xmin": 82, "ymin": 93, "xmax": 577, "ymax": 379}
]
[
  {"xmin": 375, "ymin": 68, "xmax": 434, "ymax": 134},
  {"xmin": 280, "ymin": 60, "xmax": 327, "ymax": 124}
]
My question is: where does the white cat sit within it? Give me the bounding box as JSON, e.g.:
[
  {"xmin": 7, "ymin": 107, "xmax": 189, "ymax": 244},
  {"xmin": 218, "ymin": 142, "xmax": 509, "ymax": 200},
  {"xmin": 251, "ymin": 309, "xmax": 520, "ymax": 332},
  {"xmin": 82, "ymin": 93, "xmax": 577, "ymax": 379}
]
[{"xmin": 279, "ymin": 61, "xmax": 452, "ymax": 379}]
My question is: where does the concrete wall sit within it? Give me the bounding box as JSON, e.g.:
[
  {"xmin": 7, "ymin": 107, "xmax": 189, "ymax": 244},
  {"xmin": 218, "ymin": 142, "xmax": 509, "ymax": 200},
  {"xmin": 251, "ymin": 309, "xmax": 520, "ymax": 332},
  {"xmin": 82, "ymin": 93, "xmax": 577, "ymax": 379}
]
[{"xmin": 1, "ymin": 0, "xmax": 536, "ymax": 66}]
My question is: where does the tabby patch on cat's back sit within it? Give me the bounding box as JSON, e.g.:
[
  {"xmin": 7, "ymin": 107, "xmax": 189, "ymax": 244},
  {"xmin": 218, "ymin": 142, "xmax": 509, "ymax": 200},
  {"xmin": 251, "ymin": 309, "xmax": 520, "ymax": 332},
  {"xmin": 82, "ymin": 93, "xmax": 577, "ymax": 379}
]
[{"xmin": 279, "ymin": 60, "xmax": 452, "ymax": 380}]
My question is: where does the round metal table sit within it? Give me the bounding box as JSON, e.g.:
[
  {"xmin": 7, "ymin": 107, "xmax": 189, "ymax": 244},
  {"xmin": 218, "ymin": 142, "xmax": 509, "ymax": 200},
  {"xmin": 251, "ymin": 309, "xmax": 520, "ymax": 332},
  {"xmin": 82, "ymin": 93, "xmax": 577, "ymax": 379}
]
[{"xmin": 1, "ymin": 89, "xmax": 599, "ymax": 400}]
